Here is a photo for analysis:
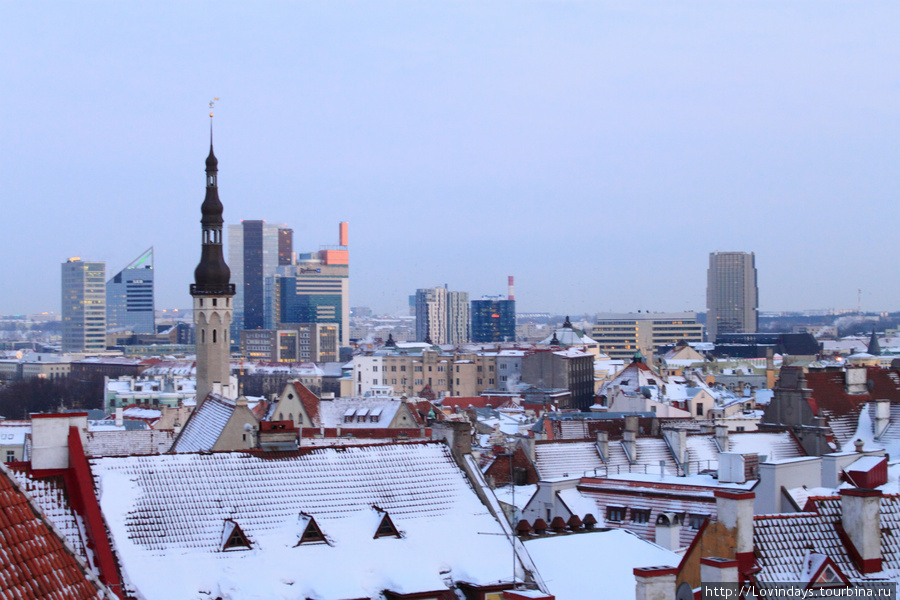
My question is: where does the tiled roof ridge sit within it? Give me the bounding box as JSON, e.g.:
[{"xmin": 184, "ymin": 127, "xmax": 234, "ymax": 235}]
[
  {"xmin": 0, "ymin": 462, "xmax": 115, "ymax": 599},
  {"xmin": 754, "ymin": 511, "xmax": 822, "ymax": 520}
]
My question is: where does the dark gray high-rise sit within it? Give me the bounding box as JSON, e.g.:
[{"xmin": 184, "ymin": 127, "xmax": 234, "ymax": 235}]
[{"xmin": 707, "ymin": 251, "xmax": 758, "ymax": 342}]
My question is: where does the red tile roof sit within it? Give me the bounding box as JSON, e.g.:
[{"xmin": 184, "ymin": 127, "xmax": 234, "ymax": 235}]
[
  {"xmin": 292, "ymin": 380, "xmax": 321, "ymax": 424},
  {"xmin": 0, "ymin": 465, "xmax": 113, "ymax": 600}
]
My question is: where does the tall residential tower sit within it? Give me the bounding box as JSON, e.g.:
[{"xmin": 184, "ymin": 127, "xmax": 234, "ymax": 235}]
[
  {"xmin": 191, "ymin": 130, "xmax": 236, "ymax": 405},
  {"xmin": 706, "ymin": 251, "xmax": 758, "ymax": 342}
]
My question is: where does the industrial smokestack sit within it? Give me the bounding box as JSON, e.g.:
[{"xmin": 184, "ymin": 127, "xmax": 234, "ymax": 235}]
[{"xmin": 508, "ymin": 276, "xmax": 515, "ymax": 300}]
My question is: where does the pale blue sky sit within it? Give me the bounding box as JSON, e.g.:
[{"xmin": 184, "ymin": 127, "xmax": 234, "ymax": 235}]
[{"xmin": 1, "ymin": 2, "xmax": 897, "ymax": 316}]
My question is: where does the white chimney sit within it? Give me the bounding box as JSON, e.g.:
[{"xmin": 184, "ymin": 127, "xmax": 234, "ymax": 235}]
[
  {"xmin": 115, "ymin": 407, "xmax": 124, "ymax": 428},
  {"xmin": 654, "ymin": 513, "xmax": 682, "ymax": 551},
  {"xmin": 700, "ymin": 557, "xmax": 739, "ymax": 584},
  {"xmin": 596, "ymin": 431, "xmax": 609, "ymax": 460},
  {"xmin": 875, "ymin": 400, "xmax": 890, "ymax": 438},
  {"xmin": 840, "ymin": 488, "xmax": 882, "ymax": 574},
  {"xmin": 634, "ymin": 566, "xmax": 677, "ymax": 600},
  {"xmin": 715, "ymin": 490, "xmax": 755, "ymax": 572}
]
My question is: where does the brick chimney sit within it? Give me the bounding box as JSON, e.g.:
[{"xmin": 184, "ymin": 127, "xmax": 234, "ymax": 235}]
[
  {"xmin": 714, "ymin": 490, "xmax": 755, "ymax": 573},
  {"xmin": 633, "ymin": 566, "xmax": 677, "ymax": 600},
  {"xmin": 840, "ymin": 488, "xmax": 882, "ymax": 574}
]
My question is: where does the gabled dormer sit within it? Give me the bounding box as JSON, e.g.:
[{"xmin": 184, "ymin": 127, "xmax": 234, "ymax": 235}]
[
  {"xmin": 372, "ymin": 506, "xmax": 401, "ymax": 539},
  {"xmin": 296, "ymin": 513, "xmax": 329, "ymax": 546},
  {"xmin": 221, "ymin": 519, "xmax": 251, "ymax": 552},
  {"xmin": 800, "ymin": 551, "xmax": 851, "ymax": 589}
]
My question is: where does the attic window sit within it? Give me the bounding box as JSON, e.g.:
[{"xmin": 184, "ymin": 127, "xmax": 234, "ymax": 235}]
[
  {"xmin": 297, "ymin": 515, "xmax": 327, "ymax": 545},
  {"xmin": 374, "ymin": 512, "xmax": 401, "ymax": 539},
  {"xmin": 815, "ymin": 565, "xmax": 841, "ymax": 586},
  {"xmin": 221, "ymin": 520, "xmax": 251, "ymax": 552},
  {"xmin": 631, "ymin": 509, "xmax": 650, "ymax": 524}
]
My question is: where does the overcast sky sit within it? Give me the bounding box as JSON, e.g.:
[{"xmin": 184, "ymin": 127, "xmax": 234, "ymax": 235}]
[{"xmin": 1, "ymin": 2, "xmax": 897, "ymax": 317}]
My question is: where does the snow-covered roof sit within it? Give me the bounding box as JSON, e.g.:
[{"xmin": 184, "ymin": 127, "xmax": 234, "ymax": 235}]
[
  {"xmin": 0, "ymin": 421, "xmax": 31, "ymax": 446},
  {"xmin": 524, "ymin": 529, "xmax": 679, "ymax": 600},
  {"xmin": 90, "ymin": 443, "xmax": 527, "ymax": 599},
  {"xmin": 84, "ymin": 429, "xmax": 175, "ymax": 457},
  {"xmin": 171, "ymin": 394, "xmax": 235, "ymax": 453},
  {"xmin": 534, "ymin": 441, "xmax": 604, "ymax": 480},
  {"xmin": 317, "ymin": 397, "xmax": 414, "ymax": 428}
]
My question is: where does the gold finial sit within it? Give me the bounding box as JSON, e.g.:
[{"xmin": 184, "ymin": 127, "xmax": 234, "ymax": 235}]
[{"xmin": 209, "ymin": 98, "xmax": 219, "ymax": 118}]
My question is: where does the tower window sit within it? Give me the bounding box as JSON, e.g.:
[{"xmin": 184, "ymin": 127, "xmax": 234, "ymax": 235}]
[
  {"xmin": 213, "ymin": 329, "xmax": 217, "ymax": 343},
  {"xmin": 213, "ymin": 298, "xmax": 218, "ymax": 306},
  {"xmin": 201, "ymin": 329, "xmax": 205, "ymax": 344}
]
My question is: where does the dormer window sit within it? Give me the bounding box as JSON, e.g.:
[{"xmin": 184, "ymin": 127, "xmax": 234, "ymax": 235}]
[
  {"xmin": 221, "ymin": 520, "xmax": 251, "ymax": 552},
  {"xmin": 297, "ymin": 514, "xmax": 328, "ymax": 545},
  {"xmin": 374, "ymin": 509, "xmax": 401, "ymax": 539}
]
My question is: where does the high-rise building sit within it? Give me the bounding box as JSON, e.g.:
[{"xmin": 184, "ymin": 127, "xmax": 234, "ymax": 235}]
[
  {"xmin": 61, "ymin": 258, "xmax": 106, "ymax": 353},
  {"xmin": 191, "ymin": 129, "xmax": 236, "ymax": 405},
  {"xmin": 415, "ymin": 286, "xmax": 469, "ymax": 345},
  {"xmin": 471, "ymin": 296, "xmax": 516, "ymax": 343},
  {"xmin": 269, "ymin": 223, "xmax": 349, "ymax": 347},
  {"xmin": 106, "ymin": 247, "xmax": 155, "ymax": 334},
  {"xmin": 707, "ymin": 251, "xmax": 758, "ymax": 342},
  {"xmin": 228, "ymin": 220, "xmax": 281, "ymax": 332},
  {"xmin": 278, "ymin": 227, "xmax": 293, "ymax": 266}
]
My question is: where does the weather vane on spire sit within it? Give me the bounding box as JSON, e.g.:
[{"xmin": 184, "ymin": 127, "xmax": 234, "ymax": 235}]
[{"xmin": 209, "ymin": 97, "xmax": 220, "ymax": 118}]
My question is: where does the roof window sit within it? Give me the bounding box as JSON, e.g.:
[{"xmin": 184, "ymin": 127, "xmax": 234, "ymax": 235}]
[
  {"xmin": 297, "ymin": 514, "xmax": 328, "ymax": 545},
  {"xmin": 373, "ymin": 507, "xmax": 401, "ymax": 539},
  {"xmin": 221, "ymin": 519, "xmax": 251, "ymax": 552}
]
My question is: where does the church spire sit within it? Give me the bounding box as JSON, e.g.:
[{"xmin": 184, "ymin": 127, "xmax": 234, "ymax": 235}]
[{"xmin": 192, "ymin": 115, "xmax": 233, "ymax": 296}]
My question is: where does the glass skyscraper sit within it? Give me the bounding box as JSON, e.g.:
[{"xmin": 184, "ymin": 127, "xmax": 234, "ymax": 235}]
[
  {"xmin": 471, "ymin": 296, "xmax": 516, "ymax": 343},
  {"xmin": 106, "ymin": 247, "xmax": 155, "ymax": 334}
]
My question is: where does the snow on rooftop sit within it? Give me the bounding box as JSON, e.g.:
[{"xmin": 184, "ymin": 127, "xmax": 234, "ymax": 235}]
[
  {"xmin": 525, "ymin": 529, "xmax": 679, "ymax": 600},
  {"xmin": 91, "ymin": 443, "xmax": 524, "ymax": 600}
]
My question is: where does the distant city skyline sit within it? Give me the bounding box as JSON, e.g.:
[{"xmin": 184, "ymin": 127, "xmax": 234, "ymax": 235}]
[{"xmin": 1, "ymin": 2, "xmax": 897, "ymax": 317}]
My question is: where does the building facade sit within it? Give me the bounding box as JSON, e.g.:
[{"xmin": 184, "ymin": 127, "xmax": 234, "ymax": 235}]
[
  {"xmin": 415, "ymin": 286, "xmax": 469, "ymax": 344},
  {"xmin": 228, "ymin": 220, "xmax": 281, "ymax": 332},
  {"xmin": 471, "ymin": 296, "xmax": 516, "ymax": 343},
  {"xmin": 268, "ymin": 223, "xmax": 349, "ymax": 347},
  {"xmin": 61, "ymin": 258, "xmax": 106, "ymax": 353},
  {"xmin": 707, "ymin": 251, "xmax": 758, "ymax": 342},
  {"xmin": 591, "ymin": 312, "xmax": 703, "ymax": 361},
  {"xmin": 106, "ymin": 247, "xmax": 155, "ymax": 334}
]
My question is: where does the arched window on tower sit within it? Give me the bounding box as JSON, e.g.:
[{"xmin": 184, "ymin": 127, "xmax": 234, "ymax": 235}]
[
  {"xmin": 213, "ymin": 329, "xmax": 217, "ymax": 344},
  {"xmin": 201, "ymin": 329, "xmax": 205, "ymax": 344}
]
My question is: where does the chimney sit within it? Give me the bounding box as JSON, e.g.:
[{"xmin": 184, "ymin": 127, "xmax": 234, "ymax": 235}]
[
  {"xmin": 840, "ymin": 488, "xmax": 882, "ymax": 574},
  {"xmin": 625, "ymin": 414, "xmax": 639, "ymax": 434},
  {"xmin": 596, "ymin": 431, "xmax": 609, "ymax": 461},
  {"xmin": 700, "ymin": 557, "xmax": 739, "ymax": 584},
  {"xmin": 714, "ymin": 490, "xmax": 755, "ymax": 573},
  {"xmin": 662, "ymin": 428, "xmax": 686, "ymax": 466},
  {"xmin": 339, "ymin": 221, "xmax": 349, "ymax": 247},
  {"xmin": 875, "ymin": 400, "xmax": 890, "ymax": 438},
  {"xmin": 633, "ymin": 566, "xmax": 677, "ymax": 600},
  {"xmin": 654, "ymin": 513, "xmax": 682, "ymax": 551},
  {"xmin": 715, "ymin": 425, "xmax": 729, "ymax": 452},
  {"xmin": 115, "ymin": 407, "xmax": 124, "ymax": 428},
  {"xmin": 845, "ymin": 367, "xmax": 867, "ymax": 395},
  {"xmin": 623, "ymin": 431, "xmax": 636, "ymax": 462},
  {"xmin": 507, "ymin": 276, "xmax": 515, "ymax": 301}
]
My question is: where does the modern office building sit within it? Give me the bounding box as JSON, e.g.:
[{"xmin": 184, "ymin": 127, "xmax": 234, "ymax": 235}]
[
  {"xmin": 269, "ymin": 223, "xmax": 349, "ymax": 347},
  {"xmin": 106, "ymin": 247, "xmax": 155, "ymax": 334},
  {"xmin": 278, "ymin": 227, "xmax": 293, "ymax": 266},
  {"xmin": 471, "ymin": 296, "xmax": 516, "ymax": 343},
  {"xmin": 61, "ymin": 258, "xmax": 107, "ymax": 353},
  {"xmin": 414, "ymin": 286, "xmax": 469, "ymax": 345},
  {"xmin": 228, "ymin": 220, "xmax": 282, "ymax": 333},
  {"xmin": 591, "ymin": 312, "xmax": 703, "ymax": 361},
  {"xmin": 707, "ymin": 251, "xmax": 758, "ymax": 342},
  {"xmin": 240, "ymin": 329, "xmax": 299, "ymax": 363}
]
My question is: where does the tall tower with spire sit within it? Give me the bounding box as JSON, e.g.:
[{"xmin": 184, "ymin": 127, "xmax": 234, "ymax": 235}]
[{"xmin": 191, "ymin": 122, "xmax": 236, "ymax": 405}]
